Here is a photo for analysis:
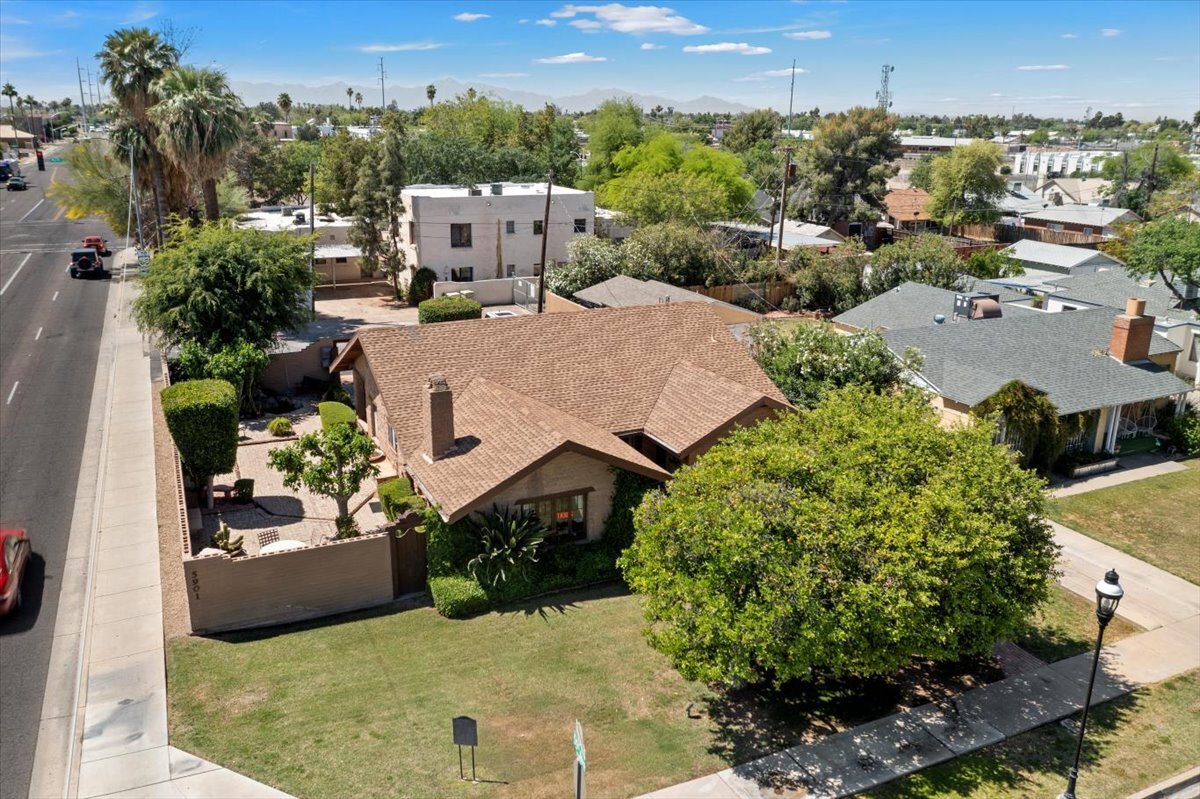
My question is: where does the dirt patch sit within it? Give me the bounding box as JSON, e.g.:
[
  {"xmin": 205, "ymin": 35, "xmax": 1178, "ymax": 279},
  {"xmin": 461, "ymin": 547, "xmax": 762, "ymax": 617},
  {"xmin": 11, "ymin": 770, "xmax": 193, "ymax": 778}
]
[{"xmin": 154, "ymin": 379, "xmax": 193, "ymax": 640}]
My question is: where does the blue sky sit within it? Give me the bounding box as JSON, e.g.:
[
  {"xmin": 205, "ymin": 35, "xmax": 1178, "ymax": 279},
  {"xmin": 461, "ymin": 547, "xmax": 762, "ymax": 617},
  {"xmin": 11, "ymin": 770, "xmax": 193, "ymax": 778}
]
[{"xmin": 1, "ymin": 0, "xmax": 1197, "ymax": 117}]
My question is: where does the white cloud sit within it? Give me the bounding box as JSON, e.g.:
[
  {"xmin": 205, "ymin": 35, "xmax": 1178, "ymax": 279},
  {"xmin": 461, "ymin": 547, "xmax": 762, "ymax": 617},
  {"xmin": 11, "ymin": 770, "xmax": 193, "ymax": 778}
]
[
  {"xmin": 479, "ymin": 72, "xmax": 529, "ymax": 78},
  {"xmin": 548, "ymin": 4, "xmax": 710, "ymax": 35},
  {"xmin": 570, "ymin": 19, "xmax": 604, "ymax": 30},
  {"xmin": 535, "ymin": 18, "xmax": 557, "ymax": 26},
  {"xmin": 783, "ymin": 30, "xmax": 832, "ymax": 40},
  {"xmin": 453, "ymin": 12, "xmax": 490, "ymax": 21},
  {"xmin": 121, "ymin": 3, "xmax": 159, "ymax": 23},
  {"xmin": 0, "ymin": 44, "xmax": 60, "ymax": 61},
  {"xmin": 360, "ymin": 42, "xmax": 445, "ymax": 52},
  {"xmin": 1060, "ymin": 33, "xmax": 1077, "ymax": 38},
  {"xmin": 1016, "ymin": 64, "xmax": 1070, "ymax": 71},
  {"xmin": 1101, "ymin": 28, "xmax": 1121, "ymax": 36},
  {"xmin": 683, "ymin": 42, "xmax": 771, "ymax": 55},
  {"xmin": 0, "ymin": 15, "xmax": 31, "ymax": 24},
  {"xmin": 734, "ymin": 67, "xmax": 809, "ymax": 82},
  {"xmin": 640, "ymin": 42, "xmax": 666, "ymax": 50},
  {"xmin": 534, "ymin": 51, "xmax": 609, "ymax": 64}
]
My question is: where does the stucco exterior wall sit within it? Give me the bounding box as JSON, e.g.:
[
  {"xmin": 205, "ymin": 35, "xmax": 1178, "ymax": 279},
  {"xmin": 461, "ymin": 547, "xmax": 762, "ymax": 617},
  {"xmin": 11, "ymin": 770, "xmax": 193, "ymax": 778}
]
[
  {"xmin": 184, "ymin": 534, "xmax": 394, "ymax": 633},
  {"xmin": 261, "ymin": 339, "xmax": 340, "ymax": 393},
  {"xmin": 485, "ymin": 451, "xmax": 617, "ymax": 542},
  {"xmin": 545, "ymin": 292, "xmax": 588, "ymax": 313},
  {"xmin": 399, "ymin": 188, "xmax": 595, "ymax": 281}
]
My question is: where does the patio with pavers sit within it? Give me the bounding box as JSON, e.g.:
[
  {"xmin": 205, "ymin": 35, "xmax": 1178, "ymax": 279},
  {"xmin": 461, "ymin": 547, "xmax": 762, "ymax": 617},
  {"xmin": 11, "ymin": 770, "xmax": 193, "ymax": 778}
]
[{"xmin": 200, "ymin": 407, "xmax": 391, "ymax": 555}]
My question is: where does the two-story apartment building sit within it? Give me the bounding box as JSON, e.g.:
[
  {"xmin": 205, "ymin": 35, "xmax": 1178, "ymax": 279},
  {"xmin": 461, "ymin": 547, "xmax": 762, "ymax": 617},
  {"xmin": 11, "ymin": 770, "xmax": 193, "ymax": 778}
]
[
  {"xmin": 237, "ymin": 208, "xmax": 363, "ymax": 284},
  {"xmin": 398, "ymin": 182, "xmax": 595, "ymax": 284}
]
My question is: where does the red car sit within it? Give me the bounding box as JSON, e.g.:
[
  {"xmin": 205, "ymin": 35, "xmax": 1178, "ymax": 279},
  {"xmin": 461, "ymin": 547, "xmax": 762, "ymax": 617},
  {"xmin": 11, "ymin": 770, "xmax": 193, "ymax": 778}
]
[
  {"xmin": 0, "ymin": 529, "xmax": 32, "ymax": 616},
  {"xmin": 82, "ymin": 235, "xmax": 111, "ymax": 257}
]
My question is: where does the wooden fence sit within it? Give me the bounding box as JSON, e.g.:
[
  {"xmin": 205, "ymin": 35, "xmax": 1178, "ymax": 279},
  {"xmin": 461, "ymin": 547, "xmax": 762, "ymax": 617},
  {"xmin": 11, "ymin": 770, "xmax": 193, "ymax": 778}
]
[
  {"xmin": 686, "ymin": 281, "xmax": 793, "ymax": 308},
  {"xmin": 957, "ymin": 224, "xmax": 1104, "ymax": 247}
]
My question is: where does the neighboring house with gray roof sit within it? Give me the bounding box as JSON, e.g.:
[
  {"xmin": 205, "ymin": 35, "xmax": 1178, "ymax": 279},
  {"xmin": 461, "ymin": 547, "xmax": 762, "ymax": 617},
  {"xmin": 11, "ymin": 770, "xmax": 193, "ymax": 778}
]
[
  {"xmin": 1021, "ymin": 206, "xmax": 1140, "ymax": 238},
  {"xmin": 878, "ymin": 299, "xmax": 1190, "ymax": 454},
  {"xmin": 1003, "ymin": 240, "xmax": 1124, "ymax": 275},
  {"xmin": 832, "ymin": 281, "xmax": 1030, "ymax": 333},
  {"xmin": 572, "ymin": 275, "xmax": 761, "ymax": 325}
]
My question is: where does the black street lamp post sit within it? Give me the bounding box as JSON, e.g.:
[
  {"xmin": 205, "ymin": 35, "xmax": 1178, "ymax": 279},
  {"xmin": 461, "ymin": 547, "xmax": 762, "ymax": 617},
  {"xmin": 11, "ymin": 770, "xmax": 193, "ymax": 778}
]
[{"xmin": 1059, "ymin": 568, "xmax": 1124, "ymax": 799}]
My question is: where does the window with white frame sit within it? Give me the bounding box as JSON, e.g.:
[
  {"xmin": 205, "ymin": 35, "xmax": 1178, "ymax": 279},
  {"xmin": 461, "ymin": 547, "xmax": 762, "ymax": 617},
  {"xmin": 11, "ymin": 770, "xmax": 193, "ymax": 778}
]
[{"xmin": 387, "ymin": 424, "xmax": 398, "ymax": 452}]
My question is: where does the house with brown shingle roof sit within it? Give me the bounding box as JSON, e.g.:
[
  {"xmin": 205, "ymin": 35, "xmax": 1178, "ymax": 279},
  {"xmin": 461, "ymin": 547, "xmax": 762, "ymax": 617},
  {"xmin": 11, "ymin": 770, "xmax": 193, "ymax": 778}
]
[
  {"xmin": 883, "ymin": 188, "xmax": 935, "ymax": 234},
  {"xmin": 329, "ymin": 304, "xmax": 791, "ymax": 537}
]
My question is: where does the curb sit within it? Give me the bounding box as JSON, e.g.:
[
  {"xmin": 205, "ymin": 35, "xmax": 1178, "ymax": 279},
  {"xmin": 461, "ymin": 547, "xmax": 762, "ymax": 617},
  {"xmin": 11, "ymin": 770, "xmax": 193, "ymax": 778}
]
[{"xmin": 1127, "ymin": 767, "xmax": 1200, "ymax": 799}]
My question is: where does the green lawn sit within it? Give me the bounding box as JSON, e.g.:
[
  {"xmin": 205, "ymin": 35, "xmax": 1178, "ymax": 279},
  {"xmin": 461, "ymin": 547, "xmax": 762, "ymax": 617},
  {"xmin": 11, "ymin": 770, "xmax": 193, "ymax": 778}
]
[
  {"xmin": 167, "ymin": 585, "xmax": 1144, "ymax": 799},
  {"xmin": 870, "ymin": 669, "xmax": 1200, "ymax": 798},
  {"xmin": 1017, "ymin": 585, "xmax": 1141, "ymax": 663},
  {"xmin": 1047, "ymin": 459, "xmax": 1200, "ymax": 584}
]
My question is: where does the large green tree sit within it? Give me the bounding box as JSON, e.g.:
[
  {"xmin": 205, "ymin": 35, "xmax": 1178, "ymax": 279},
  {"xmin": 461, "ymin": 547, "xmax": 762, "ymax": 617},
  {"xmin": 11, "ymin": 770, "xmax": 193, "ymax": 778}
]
[
  {"xmin": 268, "ymin": 423, "xmax": 378, "ymax": 523},
  {"xmin": 620, "ymin": 387, "xmax": 1057, "ymax": 684},
  {"xmin": 722, "ymin": 109, "xmax": 783, "ymax": 154},
  {"xmin": 748, "ymin": 322, "xmax": 917, "ymax": 408},
  {"xmin": 47, "ymin": 141, "xmax": 142, "ymax": 237},
  {"xmin": 350, "ymin": 132, "xmax": 408, "ymax": 299},
  {"xmin": 867, "ymin": 234, "xmax": 968, "ymax": 295},
  {"xmin": 133, "ymin": 222, "xmax": 315, "ymax": 350},
  {"xmin": 149, "ymin": 66, "xmax": 246, "ymax": 221},
  {"xmin": 793, "ymin": 106, "xmax": 900, "ymax": 224},
  {"xmin": 784, "ymin": 238, "xmax": 869, "ymax": 313},
  {"xmin": 1102, "ymin": 142, "xmax": 1194, "ymax": 214},
  {"xmin": 579, "ymin": 98, "xmax": 643, "ymax": 190},
  {"xmin": 1123, "ymin": 216, "xmax": 1200, "ymax": 304},
  {"xmin": 316, "ymin": 128, "xmax": 376, "ymax": 214},
  {"xmin": 926, "ymin": 141, "xmax": 1007, "ymax": 229}
]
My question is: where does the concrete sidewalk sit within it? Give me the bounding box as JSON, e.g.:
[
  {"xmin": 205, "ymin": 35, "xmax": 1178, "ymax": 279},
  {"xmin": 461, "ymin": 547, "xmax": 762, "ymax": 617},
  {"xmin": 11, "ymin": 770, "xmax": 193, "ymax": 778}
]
[
  {"xmin": 1050, "ymin": 454, "xmax": 1189, "ymax": 498},
  {"xmin": 28, "ymin": 253, "xmax": 294, "ymax": 799},
  {"xmin": 640, "ymin": 525, "xmax": 1200, "ymax": 799}
]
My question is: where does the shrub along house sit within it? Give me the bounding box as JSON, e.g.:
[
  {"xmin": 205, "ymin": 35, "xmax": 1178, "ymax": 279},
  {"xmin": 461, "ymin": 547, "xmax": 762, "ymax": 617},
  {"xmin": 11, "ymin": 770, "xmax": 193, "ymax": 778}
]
[{"xmin": 328, "ymin": 303, "xmax": 791, "ymax": 536}]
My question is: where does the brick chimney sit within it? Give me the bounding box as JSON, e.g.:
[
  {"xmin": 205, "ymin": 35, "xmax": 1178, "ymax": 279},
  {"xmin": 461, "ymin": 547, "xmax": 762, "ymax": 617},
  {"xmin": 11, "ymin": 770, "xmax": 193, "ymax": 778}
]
[
  {"xmin": 1109, "ymin": 298, "xmax": 1155, "ymax": 363},
  {"xmin": 422, "ymin": 375, "xmax": 455, "ymax": 461}
]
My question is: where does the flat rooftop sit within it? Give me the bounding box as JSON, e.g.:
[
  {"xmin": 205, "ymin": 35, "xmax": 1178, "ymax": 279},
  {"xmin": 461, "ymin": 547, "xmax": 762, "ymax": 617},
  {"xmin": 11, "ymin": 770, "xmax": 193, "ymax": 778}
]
[
  {"xmin": 237, "ymin": 209, "xmax": 353, "ymax": 233},
  {"xmin": 403, "ymin": 182, "xmax": 590, "ymax": 198}
]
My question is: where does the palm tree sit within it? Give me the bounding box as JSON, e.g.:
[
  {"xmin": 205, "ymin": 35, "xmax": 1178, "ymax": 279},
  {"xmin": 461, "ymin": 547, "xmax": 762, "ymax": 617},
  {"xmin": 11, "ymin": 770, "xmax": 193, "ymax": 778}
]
[
  {"xmin": 98, "ymin": 27, "xmax": 180, "ymax": 240},
  {"xmin": 22, "ymin": 95, "xmax": 37, "ymax": 142},
  {"xmin": 4, "ymin": 84, "xmax": 19, "ymax": 154},
  {"xmin": 354, "ymin": 91, "xmax": 363, "ymax": 109},
  {"xmin": 277, "ymin": 92, "xmax": 292, "ymax": 121},
  {"xmin": 151, "ymin": 66, "xmax": 246, "ymax": 221},
  {"xmin": 426, "ymin": 83, "xmax": 436, "ymax": 107},
  {"xmin": 345, "ymin": 86, "xmax": 353, "ymax": 111}
]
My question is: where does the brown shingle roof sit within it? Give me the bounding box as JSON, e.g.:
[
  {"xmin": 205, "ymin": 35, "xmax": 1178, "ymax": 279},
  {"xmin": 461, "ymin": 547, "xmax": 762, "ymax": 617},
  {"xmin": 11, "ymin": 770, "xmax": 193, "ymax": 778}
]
[
  {"xmin": 408, "ymin": 378, "xmax": 670, "ymax": 522},
  {"xmin": 644, "ymin": 361, "xmax": 787, "ymax": 454},
  {"xmin": 884, "ymin": 188, "xmax": 932, "ymax": 222},
  {"xmin": 335, "ymin": 303, "xmax": 788, "ymax": 461}
]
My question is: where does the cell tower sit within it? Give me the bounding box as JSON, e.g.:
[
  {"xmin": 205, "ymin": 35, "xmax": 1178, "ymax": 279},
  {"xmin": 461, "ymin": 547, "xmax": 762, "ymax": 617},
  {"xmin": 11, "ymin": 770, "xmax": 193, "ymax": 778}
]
[{"xmin": 875, "ymin": 64, "xmax": 895, "ymax": 111}]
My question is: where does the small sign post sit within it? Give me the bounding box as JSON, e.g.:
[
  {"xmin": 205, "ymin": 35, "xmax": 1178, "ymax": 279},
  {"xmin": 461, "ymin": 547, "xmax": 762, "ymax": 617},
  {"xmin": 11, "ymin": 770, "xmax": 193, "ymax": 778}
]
[
  {"xmin": 135, "ymin": 248, "xmax": 151, "ymax": 274},
  {"xmin": 452, "ymin": 715, "xmax": 478, "ymax": 782},
  {"xmin": 573, "ymin": 720, "xmax": 586, "ymax": 799}
]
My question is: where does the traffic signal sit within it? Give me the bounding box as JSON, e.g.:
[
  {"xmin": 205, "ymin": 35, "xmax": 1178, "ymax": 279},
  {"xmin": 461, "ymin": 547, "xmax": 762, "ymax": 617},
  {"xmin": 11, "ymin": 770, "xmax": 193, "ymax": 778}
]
[{"xmin": 36, "ymin": 150, "xmax": 45, "ymax": 171}]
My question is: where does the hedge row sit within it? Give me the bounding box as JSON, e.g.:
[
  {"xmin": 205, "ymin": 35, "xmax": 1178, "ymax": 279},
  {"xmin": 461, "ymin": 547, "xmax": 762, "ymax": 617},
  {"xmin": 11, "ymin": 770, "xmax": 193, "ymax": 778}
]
[
  {"xmin": 418, "ymin": 296, "xmax": 483, "ymax": 324},
  {"xmin": 318, "ymin": 400, "xmax": 357, "ymax": 431},
  {"xmin": 429, "ymin": 576, "xmax": 491, "ymax": 619},
  {"xmin": 378, "ymin": 478, "xmax": 427, "ymax": 521},
  {"xmin": 161, "ymin": 379, "xmax": 239, "ymax": 483}
]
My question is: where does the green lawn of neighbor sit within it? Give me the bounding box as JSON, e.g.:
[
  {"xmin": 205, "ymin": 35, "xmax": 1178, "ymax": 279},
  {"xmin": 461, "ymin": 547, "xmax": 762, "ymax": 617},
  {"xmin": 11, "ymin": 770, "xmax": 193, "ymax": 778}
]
[
  {"xmin": 168, "ymin": 583, "xmax": 1136, "ymax": 799},
  {"xmin": 1016, "ymin": 585, "xmax": 1141, "ymax": 663},
  {"xmin": 870, "ymin": 669, "xmax": 1200, "ymax": 798},
  {"xmin": 1047, "ymin": 459, "xmax": 1200, "ymax": 584}
]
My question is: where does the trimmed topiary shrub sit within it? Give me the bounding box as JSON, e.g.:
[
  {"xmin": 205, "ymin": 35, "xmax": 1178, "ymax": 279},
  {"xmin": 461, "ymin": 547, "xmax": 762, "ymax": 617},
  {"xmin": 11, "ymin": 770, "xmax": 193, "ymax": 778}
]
[
  {"xmin": 266, "ymin": 417, "xmax": 293, "ymax": 437},
  {"xmin": 161, "ymin": 379, "xmax": 239, "ymax": 488},
  {"xmin": 418, "ymin": 296, "xmax": 483, "ymax": 324},
  {"xmin": 378, "ymin": 479, "xmax": 426, "ymax": 522},
  {"xmin": 429, "ymin": 575, "xmax": 491, "ymax": 618},
  {"xmin": 318, "ymin": 401, "xmax": 357, "ymax": 431},
  {"xmin": 407, "ymin": 267, "xmax": 437, "ymax": 307}
]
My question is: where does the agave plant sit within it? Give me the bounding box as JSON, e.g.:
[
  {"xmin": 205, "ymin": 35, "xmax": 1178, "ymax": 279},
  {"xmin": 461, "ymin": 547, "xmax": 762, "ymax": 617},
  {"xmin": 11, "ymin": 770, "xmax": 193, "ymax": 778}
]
[{"xmin": 466, "ymin": 504, "xmax": 547, "ymax": 587}]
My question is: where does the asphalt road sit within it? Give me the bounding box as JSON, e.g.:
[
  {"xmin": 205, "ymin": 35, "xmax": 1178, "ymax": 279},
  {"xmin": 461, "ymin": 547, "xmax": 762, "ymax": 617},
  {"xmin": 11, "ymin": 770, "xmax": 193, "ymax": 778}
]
[{"xmin": 0, "ymin": 150, "xmax": 115, "ymax": 799}]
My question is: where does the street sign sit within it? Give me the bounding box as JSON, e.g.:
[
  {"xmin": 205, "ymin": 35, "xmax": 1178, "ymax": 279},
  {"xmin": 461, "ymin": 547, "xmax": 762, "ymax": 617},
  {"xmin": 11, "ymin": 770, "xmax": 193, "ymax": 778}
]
[
  {"xmin": 49, "ymin": 156, "xmax": 63, "ymax": 163},
  {"xmin": 573, "ymin": 720, "xmax": 586, "ymax": 799},
  {"xmin": 135, "ymin": 249, "xmax": 151, "ymax": 274}
]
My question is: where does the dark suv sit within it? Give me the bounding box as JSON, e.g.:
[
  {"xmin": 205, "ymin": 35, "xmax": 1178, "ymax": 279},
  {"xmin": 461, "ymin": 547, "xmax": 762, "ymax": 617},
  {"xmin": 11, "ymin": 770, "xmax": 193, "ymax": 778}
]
[{"xmin": 69, "ymin": 248, "xmax": 106, "ymax": 279}]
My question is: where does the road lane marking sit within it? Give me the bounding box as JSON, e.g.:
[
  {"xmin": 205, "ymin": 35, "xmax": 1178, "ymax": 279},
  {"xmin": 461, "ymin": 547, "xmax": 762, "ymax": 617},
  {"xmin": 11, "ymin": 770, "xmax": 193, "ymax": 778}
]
[
  {"xmin": 52, "ymin": 291, "xmax": 60, "ymax": 301},
  {"xmin": 53, "ymin": 205, "xmax": 66, "ymax": 221},
  {"xmin": 0, "ymin": 252, "xmax": 32, "ymax": 296},
  {"xmin": 36, "ymin": 327, "xmax": 43, "ymax": 340},
  {"xmin": 5, "ymin": 382, "xmax": 17, "ymax": 405},
  {"xmin": 18, "ymin": 199, "xmax": 44, "ymax": 223}
]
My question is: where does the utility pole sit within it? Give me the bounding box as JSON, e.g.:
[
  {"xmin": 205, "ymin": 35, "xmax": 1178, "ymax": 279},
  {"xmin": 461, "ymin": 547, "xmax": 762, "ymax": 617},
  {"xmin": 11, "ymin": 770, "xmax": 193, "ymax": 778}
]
[
  {"xmin": 770, "ymin": 60, "xmax": 798, "ymax": 259},
  {"xmin": 536, "ymin": 170, "xmax": 554, "ymax": 314},
  {"xmin": 76, "ymin": 58, "xmax": 89, "ymax": 136},
  {"xmin": 1144, "ymin": 142, "xmax": 1160, "ymax": 210},
  {"xmin": 309, "ymin": 162, "xmax": 317, "ymax": 310},
  {"xmin": 776, "ymin": 148, "xmax": 792, "ymax": 267},
  {"xmin": 378, "ymin": 58, "xmax": 387, "ymax": 109},
  {"xmin": 85, "ymin": 65, "xmax": 96, "ymax": 114}
]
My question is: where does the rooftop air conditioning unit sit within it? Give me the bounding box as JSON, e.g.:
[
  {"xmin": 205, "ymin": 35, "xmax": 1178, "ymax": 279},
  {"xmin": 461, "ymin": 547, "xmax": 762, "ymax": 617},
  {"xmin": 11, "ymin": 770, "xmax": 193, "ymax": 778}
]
[
  {"xmin": 468, "ymin": 187, "xmax": 482, "ymax": 197},
  {"xmin": 491, "ymin": 183, "xmax": 503, "ymax": 196}
]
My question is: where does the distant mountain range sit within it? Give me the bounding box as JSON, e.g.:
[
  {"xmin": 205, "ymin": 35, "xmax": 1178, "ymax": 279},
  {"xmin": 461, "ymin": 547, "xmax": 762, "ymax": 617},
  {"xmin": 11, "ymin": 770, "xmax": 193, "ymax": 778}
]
[{"xmin": 228, "ymin": 78, "xmax": 756, "ymax": 115}]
